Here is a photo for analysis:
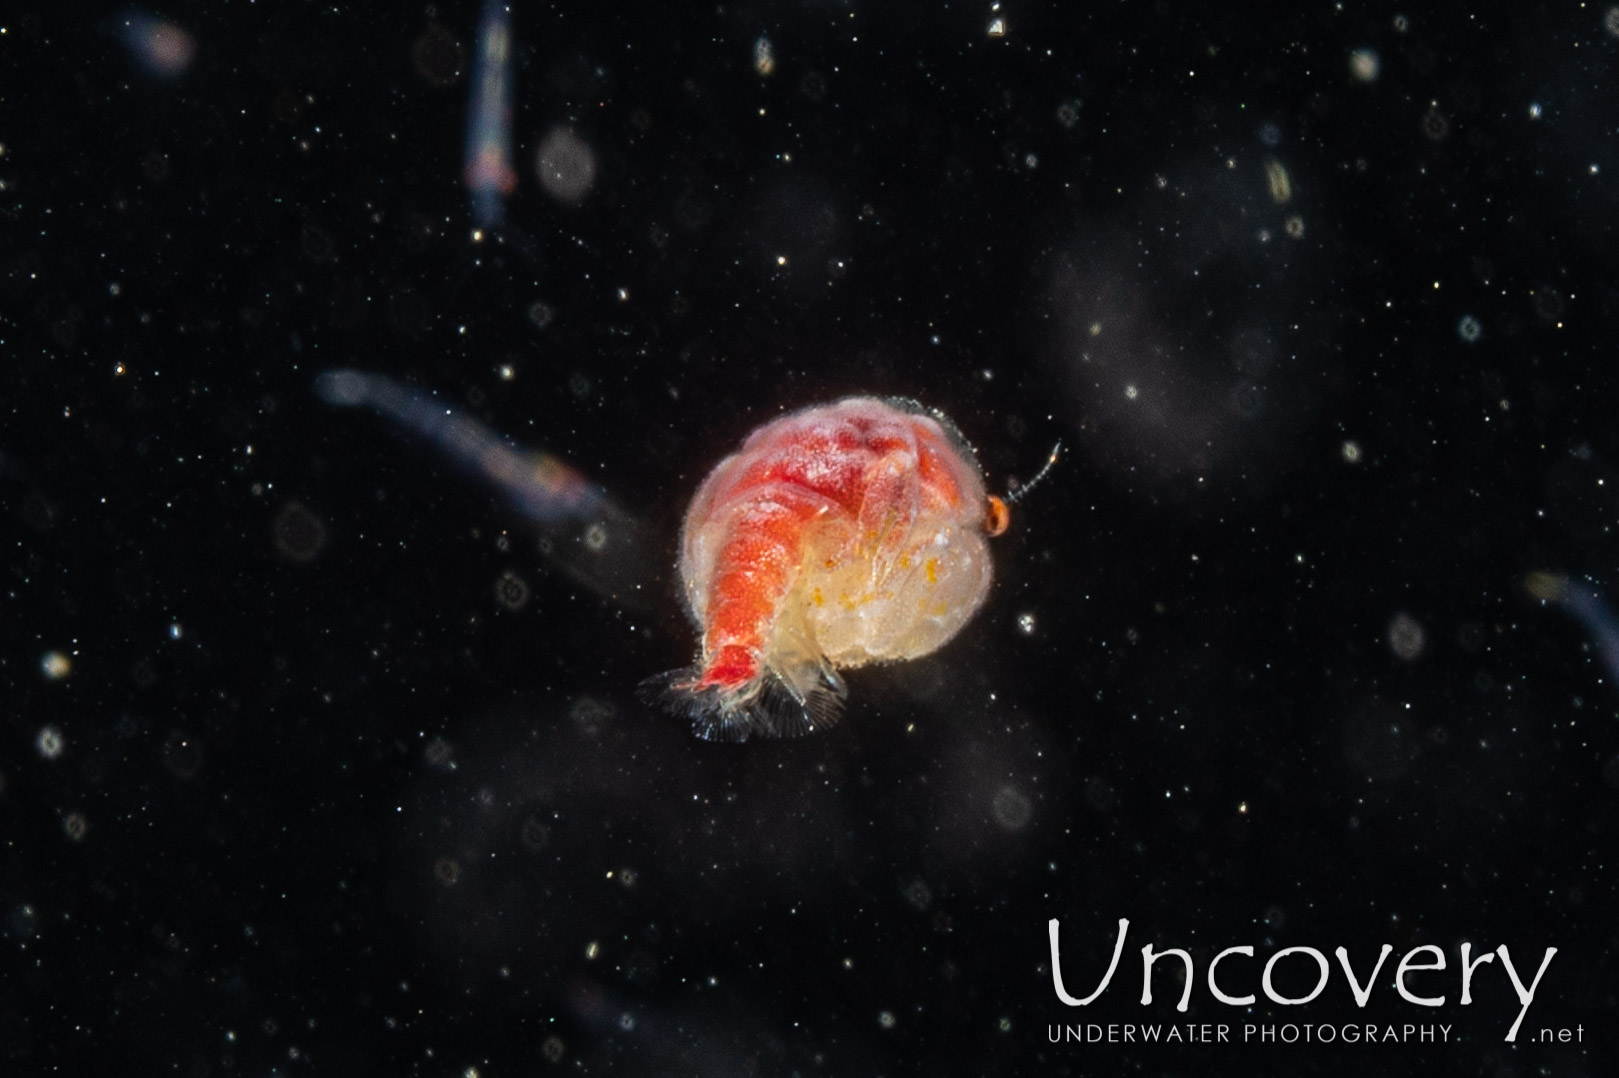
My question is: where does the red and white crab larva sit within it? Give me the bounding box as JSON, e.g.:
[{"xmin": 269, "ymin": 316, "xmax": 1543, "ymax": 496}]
[{"xmin": 642, "ymin": 396, "xmax": 1011, "ymax": 741}]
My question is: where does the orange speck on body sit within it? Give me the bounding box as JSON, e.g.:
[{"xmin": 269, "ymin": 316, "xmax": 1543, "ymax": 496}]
[{"xmin": 984, "ymin": 495, "xmax": 1011, "ymax": 537}]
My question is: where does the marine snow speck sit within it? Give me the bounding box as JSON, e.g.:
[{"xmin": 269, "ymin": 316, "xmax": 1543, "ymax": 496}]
[{"xmin": 642, "ymin": 397, "xmax": 1011, "ymax": 741}]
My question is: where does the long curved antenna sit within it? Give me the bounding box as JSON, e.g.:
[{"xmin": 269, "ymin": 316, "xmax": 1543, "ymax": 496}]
[{"xmin": 1006, "ymin": 440, "xmax": 1062, "ymax": 505}]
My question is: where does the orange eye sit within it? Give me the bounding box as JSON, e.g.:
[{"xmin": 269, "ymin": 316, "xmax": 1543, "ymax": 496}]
[{"xmin": 983, "ymin": 495, "xmax": 1010, "ymax": 537}]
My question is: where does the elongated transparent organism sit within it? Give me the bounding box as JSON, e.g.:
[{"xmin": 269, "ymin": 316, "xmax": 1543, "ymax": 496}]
[
  {"xmin": 464, "ymin": 0, "xmax": 516, "ymax": 229},
  {"xmin": 641, "ymin": 397, "xmax": 1011, "ymax": 741},
  {"xmin": 314, "ymin": 369, "xmax": 650, "ymax": 608},
  {"xmin": 1526, "ymin": 571, "xmax": 1619, "ymax": 688}
]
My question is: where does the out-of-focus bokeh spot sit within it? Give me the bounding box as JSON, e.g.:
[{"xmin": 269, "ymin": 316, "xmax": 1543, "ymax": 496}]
[{"xmin": 119, "ymin": 12, "xmax": 195, "ymax": 79}]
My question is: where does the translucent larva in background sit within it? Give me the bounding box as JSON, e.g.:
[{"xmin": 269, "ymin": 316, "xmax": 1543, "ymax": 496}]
[
  {"xmin": 314, "ymin": 369, "xmax": 654, "ymax": 608},
  {"xmin": 642, "ymin": 396, "xmax": 1011, "ymax": 741}
]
